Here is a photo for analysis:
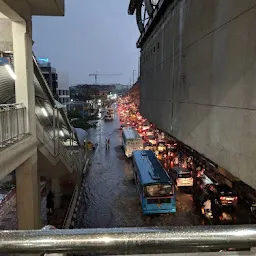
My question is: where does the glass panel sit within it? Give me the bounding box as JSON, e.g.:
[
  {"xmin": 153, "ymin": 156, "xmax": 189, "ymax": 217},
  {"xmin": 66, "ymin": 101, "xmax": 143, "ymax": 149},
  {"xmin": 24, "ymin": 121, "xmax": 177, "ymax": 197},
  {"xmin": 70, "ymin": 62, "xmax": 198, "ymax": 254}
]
[
  {"xmin": 145, "ymin": 184, "xmax": 173, "ymax": 197},
  {"xmin": 178, "ymin": 173, "xmax": 191, "ymax": 178}
]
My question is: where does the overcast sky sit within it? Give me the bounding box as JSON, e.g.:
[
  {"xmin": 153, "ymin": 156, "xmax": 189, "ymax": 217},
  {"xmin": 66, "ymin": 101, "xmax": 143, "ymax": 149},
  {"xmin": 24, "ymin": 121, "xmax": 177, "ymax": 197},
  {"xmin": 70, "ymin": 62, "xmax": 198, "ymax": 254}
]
[{"xmin": 32, "ymin": 0, "xmax": 140, "ymax": 86}]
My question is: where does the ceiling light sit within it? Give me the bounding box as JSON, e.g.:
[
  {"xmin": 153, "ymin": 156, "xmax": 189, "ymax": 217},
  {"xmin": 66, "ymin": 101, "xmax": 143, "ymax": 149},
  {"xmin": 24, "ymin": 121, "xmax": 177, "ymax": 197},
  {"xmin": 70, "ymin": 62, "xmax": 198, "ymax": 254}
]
[{"xmin": 5, "ymin": 64, "xmax": 16, "ymax": 80}]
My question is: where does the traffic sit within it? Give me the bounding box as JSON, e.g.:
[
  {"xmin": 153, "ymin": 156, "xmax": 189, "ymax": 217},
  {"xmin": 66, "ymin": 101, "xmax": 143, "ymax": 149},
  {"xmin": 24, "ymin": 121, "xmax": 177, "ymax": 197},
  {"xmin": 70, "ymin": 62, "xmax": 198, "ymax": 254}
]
[{"xmin": 116, "ymin": 95, "xmax": 256, "ymax": 224}]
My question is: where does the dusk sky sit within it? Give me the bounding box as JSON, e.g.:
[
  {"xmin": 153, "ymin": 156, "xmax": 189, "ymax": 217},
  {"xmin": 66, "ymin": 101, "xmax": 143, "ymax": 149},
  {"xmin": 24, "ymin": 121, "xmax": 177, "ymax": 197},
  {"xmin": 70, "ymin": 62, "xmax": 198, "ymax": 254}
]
[{"xmin": 32, "ymin": 1, "xmax": 140, "ymax": 86}]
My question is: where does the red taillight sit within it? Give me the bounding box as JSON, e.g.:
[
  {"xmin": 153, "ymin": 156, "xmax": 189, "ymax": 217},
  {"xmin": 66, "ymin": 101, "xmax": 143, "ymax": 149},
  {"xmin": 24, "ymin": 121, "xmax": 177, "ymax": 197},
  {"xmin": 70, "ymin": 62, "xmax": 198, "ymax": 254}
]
[
  {"xmin": 171, "ymin": 153, "xmax": 174, "ymax": 157},
  {"xmin": 220, "ymin": 196, "xmax": 225, "ymax": 200},
  {"xmin": 174, "ymin": 143, "xmax": 177, "ymax": 146},
  {"xmin": 234, "ymin": 196, "xmax": 238, "ymax": 200}
]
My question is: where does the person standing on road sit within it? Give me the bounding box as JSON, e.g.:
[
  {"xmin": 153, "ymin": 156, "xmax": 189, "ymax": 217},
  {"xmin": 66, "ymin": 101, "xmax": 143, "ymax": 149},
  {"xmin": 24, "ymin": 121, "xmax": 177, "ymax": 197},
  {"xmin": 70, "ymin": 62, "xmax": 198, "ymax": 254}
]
[
  {"xmin": 106, "ymin": 138, "xmax": 110, "ymax": 150},
  {"xmin": 47, "ymin": 190, "xmax": 54, "ymax": 214}
]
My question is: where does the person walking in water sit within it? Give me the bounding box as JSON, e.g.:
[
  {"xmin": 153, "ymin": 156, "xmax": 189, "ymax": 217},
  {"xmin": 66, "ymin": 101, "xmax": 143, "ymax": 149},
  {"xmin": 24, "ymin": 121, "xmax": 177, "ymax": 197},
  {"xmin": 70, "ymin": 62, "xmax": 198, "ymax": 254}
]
[{"xmin": 106, "ymin": 138, "xmax": 110, "ymax": 150}]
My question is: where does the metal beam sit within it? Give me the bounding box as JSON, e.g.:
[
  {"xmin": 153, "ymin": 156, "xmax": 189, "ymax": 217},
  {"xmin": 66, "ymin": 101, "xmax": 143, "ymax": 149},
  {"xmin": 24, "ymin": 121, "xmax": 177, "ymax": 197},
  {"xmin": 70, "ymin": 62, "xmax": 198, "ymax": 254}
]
[{"xmin": 0, "ymin": 225, "xmax": 256, "ymax": 253}]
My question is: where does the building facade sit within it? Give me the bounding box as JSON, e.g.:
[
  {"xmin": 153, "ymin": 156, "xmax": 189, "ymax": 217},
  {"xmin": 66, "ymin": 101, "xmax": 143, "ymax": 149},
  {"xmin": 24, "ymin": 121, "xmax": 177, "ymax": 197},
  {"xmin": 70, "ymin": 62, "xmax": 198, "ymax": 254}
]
[
  {"xmin": 38, "ymin": 59, "xmax": 58, "ymax": 98},
  {"xmin": 56, "ymin": 89, "xmax": 70, "ymax": 105}
]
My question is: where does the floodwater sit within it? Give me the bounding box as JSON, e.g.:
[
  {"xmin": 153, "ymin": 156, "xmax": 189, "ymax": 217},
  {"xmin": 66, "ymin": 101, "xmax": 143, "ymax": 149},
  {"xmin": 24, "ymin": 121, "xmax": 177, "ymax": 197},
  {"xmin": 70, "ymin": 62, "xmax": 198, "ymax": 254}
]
[
  {"xmin": 75, "ymin": 109, "xmax": 254, "ymax": 228},
  {"xmin": 75, "ymin": 112, "xmax": 202, "ymax": 228}
]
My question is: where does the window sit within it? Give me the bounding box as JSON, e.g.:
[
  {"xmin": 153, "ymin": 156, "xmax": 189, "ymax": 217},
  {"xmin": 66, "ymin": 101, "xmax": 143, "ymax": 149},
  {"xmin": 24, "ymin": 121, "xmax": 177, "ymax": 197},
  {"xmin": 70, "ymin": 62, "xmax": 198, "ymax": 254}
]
[
  {"xmin": 157, "ymin": 42, "xmax": 160, "ymax": 49},
  {"xmin": 153, "ymin": 47, "xmax": 156, "ymax": 53}
]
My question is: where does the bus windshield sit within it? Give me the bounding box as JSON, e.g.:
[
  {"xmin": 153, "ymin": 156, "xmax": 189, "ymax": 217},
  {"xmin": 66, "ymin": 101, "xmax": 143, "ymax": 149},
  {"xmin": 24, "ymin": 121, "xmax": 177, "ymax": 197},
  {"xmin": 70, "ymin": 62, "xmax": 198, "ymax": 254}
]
[{"xmin": 145, "ymin": 184, "xmax": 173, "ymax": 197}]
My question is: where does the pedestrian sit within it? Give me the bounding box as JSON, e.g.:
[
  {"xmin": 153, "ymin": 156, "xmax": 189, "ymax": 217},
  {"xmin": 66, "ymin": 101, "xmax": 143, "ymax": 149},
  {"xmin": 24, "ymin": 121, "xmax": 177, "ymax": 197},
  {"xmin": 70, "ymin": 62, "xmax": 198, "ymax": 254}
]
[{"xmin": 47, "ymin": 190, "xmax": 54, "ymax": 214}]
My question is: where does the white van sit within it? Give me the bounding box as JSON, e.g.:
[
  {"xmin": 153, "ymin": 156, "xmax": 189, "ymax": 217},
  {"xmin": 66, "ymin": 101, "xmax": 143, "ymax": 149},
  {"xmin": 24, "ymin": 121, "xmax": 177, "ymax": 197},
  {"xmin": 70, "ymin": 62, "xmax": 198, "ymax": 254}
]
[{"xmin": 122, "ymin": 128, "xmax": 143, "ymax": 157}]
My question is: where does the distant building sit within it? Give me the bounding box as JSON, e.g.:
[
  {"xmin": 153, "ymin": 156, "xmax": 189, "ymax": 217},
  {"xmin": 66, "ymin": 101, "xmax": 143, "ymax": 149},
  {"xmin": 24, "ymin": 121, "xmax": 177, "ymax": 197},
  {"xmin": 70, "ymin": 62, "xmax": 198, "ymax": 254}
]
[
  {"xmin": 58, "ymin": 71, "xmax": 70, "ymax": 90},
  {"xmin": 56, "ymin": 89, "xmax": 70, "ymax": 105},
  {"xmin": 38, "ymin": 58, "xmax": 58, "ymax": 99}
]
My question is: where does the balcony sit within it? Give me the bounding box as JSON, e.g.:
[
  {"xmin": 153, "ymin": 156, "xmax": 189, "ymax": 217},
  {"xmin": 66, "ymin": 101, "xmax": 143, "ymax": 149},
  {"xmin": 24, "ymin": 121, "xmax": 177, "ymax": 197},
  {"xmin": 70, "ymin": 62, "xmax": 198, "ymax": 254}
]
[{"xmin": 0, "ymin": 103, "xmax": 26, "ymax": 149}]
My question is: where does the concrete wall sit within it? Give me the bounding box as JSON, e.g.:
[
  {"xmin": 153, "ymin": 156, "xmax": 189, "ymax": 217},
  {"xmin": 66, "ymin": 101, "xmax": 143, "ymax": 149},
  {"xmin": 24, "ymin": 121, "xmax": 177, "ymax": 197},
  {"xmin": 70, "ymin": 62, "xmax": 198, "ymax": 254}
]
[{"xmin": 140, "ymin": 0, "xmax": 256, "ymax": 189}]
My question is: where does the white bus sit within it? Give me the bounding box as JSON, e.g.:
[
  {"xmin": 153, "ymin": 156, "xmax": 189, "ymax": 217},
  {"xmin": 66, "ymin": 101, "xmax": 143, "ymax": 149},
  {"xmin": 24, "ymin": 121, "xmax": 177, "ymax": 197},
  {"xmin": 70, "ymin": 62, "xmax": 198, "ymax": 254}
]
[{"xmin": 122, "ymin": 128, "xmax": 143, "ymax": 157}]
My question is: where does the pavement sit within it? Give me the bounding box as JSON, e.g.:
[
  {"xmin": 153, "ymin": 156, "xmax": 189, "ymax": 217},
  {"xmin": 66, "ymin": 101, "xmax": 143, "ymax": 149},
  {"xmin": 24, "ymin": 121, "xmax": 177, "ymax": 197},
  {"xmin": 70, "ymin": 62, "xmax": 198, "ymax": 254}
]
[
  {"xmin": 0, "ymin": 182, "xmax": 47, "ymax": 230},
  {"xmin": 0, "ymin": 189, "xmax": 17, "ymax": 230}
]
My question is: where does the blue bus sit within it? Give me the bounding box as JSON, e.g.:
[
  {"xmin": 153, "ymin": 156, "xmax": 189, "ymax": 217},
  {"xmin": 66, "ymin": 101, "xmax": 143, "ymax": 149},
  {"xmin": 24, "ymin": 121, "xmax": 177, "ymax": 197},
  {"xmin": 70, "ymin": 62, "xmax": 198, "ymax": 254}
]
[{"xmin": 132, "ymin": 150, "xmax": 176, "ymax": 215}]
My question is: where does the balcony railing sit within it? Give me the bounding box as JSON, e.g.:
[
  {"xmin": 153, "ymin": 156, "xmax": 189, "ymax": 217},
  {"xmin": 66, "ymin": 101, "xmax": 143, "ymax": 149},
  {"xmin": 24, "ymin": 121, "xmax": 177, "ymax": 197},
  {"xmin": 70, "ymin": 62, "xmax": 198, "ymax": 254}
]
[
  {"xmin": 0, "ymin": 103, "xmax": 26, "ymax": 148},
  {"xmin": 0, "ymin": 225, "xmax": 256, "ymax": 254}
]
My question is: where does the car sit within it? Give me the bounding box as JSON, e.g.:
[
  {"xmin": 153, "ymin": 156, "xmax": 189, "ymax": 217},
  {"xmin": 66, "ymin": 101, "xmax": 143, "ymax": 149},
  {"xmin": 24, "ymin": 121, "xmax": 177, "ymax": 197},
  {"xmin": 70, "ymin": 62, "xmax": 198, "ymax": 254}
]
[
  {"xmin": 143, "ymin": 141, "xmax": 154, "ymax": 150},
  {"xmin": 145, "ymin": 129, "xmax": 154, "ymax": 136},
  {"xmin": 205, "ymin": 183, "xmax": 238, "ymax": 208},
  {"xmin": 157, "ymin": 141, "xmax": 166, "ymax": 152},
  {"xmin": 142, "ymin": 122, "xmax": 150, "ymax": 131},
  {"xmin": 148, "ymin": 135, "xmax": 157, "ymax": 145},
  {"xmin": 169, "ymin": 167, "xmax": 193, "ymax": 187}
]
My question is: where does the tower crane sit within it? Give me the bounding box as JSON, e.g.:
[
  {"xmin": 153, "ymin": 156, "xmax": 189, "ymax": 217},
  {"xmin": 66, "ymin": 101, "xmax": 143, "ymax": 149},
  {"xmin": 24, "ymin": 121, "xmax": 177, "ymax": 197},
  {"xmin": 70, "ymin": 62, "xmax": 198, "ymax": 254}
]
[{"xmin": 89, "ymin": 72, "xmax": 123, "ymax": 84}]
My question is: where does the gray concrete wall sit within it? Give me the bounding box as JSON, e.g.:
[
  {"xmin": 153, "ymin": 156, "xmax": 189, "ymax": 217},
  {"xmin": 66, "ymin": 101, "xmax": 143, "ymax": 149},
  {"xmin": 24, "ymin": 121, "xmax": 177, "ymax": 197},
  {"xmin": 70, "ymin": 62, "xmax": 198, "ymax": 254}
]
[{"xmin": 140, "ymin": 0, "xmax": 256, "ymax": 189}]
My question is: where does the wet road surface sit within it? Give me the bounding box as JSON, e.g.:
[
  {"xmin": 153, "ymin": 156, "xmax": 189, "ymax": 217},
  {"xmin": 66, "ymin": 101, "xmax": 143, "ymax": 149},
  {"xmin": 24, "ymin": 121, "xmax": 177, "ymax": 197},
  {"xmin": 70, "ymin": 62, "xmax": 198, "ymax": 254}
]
[
  {"xmin": 75, "ymin": 112, "xmax": 202, "ymax": 228},
  {"xmin": 75, "ymin": 110, "xmax": 255, "ymax": 228}
]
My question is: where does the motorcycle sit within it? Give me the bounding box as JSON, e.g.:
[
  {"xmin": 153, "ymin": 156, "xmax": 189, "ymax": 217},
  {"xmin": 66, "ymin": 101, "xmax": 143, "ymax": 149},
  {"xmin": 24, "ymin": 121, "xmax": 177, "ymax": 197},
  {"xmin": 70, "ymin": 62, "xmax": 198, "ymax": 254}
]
[
  {"xmin": 251, "ymin": 202, "xmax": 256, "ymax": 217},
  {"xmin": 201, "ymin": 208, "xmax": 213, "ymax": 219}
]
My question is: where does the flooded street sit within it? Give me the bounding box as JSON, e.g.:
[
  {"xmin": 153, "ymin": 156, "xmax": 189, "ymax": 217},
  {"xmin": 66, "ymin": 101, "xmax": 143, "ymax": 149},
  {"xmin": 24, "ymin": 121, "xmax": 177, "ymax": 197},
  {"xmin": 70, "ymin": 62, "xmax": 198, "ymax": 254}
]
[{"xmin": 75, "ymin": 112, "xmax": 203, "ymax": 228}]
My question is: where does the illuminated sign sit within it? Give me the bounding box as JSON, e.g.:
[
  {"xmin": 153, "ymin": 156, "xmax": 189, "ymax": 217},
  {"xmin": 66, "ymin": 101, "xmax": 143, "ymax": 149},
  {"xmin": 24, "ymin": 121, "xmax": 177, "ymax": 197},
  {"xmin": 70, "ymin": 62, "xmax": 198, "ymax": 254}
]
[{"xmin": 38, "ymin": 58, "xmax": 49, "ymax": 63}]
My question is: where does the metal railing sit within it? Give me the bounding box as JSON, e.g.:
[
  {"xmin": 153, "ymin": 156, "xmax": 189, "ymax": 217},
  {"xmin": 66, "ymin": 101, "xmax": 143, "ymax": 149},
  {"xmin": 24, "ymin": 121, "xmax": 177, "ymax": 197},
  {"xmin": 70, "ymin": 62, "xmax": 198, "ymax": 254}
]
[
  {"xmin": 62, "ymin": 185, "xmax": 78, "ymax": 229},
  {"xmin": 37, "ymin": 119, "xmax": 84, "ymax": 173},
  {"xmin": 0, "ymin": 103, "xmax": 26, "ymax": 148},
  {"xmin": 0, "ymin": 225, "xmax": 256, "ymax": 254}
]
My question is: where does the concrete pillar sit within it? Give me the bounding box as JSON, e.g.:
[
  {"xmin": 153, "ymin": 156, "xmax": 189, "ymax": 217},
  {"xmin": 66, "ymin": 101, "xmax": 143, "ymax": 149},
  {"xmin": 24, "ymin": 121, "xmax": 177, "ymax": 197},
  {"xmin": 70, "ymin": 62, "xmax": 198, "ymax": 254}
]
[
  {"xmin": 16, "ymin": 153, "xmax": 41, "ymax": 229},
  {"xmin": 0, "ymin": 18, "xmax": 12, "ymax": 52},
  {"xmin": 51, "ymin": 178, "xmax": 62, "ymax": 209},
  {"xmin": 12, "ymin": 19, "xmax": 36, "ymax": 136}
]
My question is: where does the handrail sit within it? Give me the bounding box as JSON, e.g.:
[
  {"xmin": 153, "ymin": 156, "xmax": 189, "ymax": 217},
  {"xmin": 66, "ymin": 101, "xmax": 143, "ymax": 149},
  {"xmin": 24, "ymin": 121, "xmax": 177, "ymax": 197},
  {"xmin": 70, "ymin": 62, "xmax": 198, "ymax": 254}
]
[
  {"xmin": 62, "ymin": 185, "xmax": 78, "ymax": 229},
  {"xmin": 37, "ymin": 119, "xmax": 84, "ymax": 173},
  {"xmin": 0, "ymin": 225, "xmax": 256, "ymax": 254}
]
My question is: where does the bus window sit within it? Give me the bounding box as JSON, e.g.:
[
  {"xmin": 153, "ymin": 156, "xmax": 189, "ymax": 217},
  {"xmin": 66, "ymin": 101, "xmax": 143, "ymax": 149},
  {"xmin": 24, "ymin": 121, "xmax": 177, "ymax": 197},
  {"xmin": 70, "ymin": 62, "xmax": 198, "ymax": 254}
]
[
  {"xmin": 145, "ymin": 184, "xmax": 173, "ymax": 197},
  {"xmin": 147, "ymin": 198, "xmax": 171, "ymax": 204}
]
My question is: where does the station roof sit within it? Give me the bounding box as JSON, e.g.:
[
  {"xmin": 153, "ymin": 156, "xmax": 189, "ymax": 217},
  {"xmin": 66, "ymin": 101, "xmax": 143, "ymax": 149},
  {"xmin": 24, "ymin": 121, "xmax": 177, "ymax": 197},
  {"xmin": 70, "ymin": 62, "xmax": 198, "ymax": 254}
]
[{"xmin": 133, "ymin": 150, "xmax": 171, "ymax": 185}]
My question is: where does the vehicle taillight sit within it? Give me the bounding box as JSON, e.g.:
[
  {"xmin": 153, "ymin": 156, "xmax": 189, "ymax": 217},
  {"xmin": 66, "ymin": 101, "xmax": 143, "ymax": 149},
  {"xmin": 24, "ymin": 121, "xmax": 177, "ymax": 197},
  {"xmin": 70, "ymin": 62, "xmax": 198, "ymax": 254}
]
[
  {"xmin": 234, "ymin": 196, "xmax": 238, "ymax": 200},
  {"xmin": 220, "ymin": 196, "xmax": 225, "ymax": 200}
]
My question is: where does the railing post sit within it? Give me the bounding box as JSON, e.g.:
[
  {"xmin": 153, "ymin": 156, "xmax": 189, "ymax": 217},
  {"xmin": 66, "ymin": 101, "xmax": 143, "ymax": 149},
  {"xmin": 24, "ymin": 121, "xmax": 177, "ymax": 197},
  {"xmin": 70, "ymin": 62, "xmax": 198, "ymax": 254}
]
[
  {"xmin": 57, "ymin": 109, "xmax": 60, "ymax": 155},
  {"xmin": 53, "ymin": 107, "xmax": 56, "ymax": 156},
  {"xmin": 0, "ymin": 108, "xmax": 2, "ymax": 148}
]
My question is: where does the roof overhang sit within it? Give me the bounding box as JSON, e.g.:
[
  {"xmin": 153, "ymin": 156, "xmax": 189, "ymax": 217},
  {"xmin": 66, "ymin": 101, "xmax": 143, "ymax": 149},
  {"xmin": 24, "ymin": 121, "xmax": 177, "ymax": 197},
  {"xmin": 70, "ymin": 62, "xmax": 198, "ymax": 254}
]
[
  {"xmin": 1, "ymin": 0, "xmax": 64, "ymax": 19},
  {"xmin": 28, "ymin": 0, "xmax": 64, "ymax": 16}
]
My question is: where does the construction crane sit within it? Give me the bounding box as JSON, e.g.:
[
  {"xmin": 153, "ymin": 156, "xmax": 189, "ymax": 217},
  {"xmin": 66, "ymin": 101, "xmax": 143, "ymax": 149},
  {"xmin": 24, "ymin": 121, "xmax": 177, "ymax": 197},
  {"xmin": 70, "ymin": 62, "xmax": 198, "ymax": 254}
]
[{"xmin": 89, "ymin": 72, "xmax": 123, "ymax": 84}]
